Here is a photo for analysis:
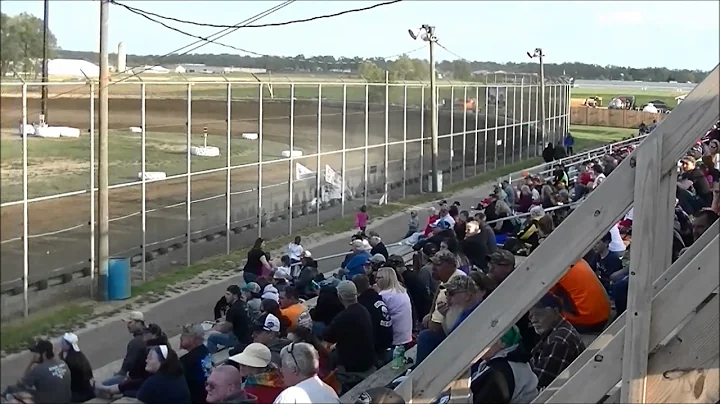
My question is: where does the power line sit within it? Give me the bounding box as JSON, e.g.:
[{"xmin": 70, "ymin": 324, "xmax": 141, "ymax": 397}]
[
  {"xmin": 109, "ymin": 0, "xmax": 403, "ymax": 29},
  {"xmin": 24, "ymin": 1, "xmax": 295, "ymax": 117},
  {"xmin": 436, "ymin": 41, "xmax": 469, "ymax": 61}
]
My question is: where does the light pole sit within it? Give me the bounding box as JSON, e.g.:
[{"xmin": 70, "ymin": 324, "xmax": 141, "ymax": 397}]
[
  {"xmin": 409, "ymin": 25, "xmax": 440, "ymax": 192},
  {"xmin": 527, "ymin": 48, "xmax": 547, "ymax": 147}
]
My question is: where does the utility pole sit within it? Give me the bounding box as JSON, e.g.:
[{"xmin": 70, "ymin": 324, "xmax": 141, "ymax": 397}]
[
  {"xmin": 427, "ymin": 26, "xmax": 439, "ymax": 193},
  {"xmin": 98, "ymin": 0, "xmax": 110, "ymax": 301},
  {"xmin": 527, "ymin": 48, "xmax": 547, "ymax": 147},
  {"xmin": 40, "ymin": 0, "xmax": 49, "ymax": 123},
  {"xmin": 409, "ymin": 24, "xmax": 440, "ymax": 192}
]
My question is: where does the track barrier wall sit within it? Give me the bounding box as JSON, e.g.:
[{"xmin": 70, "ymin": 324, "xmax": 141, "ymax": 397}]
[{"xmin": 0, "ymin": 79, "xmax": 570, "ymax": 318}]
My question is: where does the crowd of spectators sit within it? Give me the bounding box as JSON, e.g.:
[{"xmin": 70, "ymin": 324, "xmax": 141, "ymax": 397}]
[{"xmin": 4, "ymin": 122, "xmax": 719, "ymax": 404}]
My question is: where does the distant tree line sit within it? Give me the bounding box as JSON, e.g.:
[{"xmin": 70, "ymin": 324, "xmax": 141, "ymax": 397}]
[
  {"xmin": 55, "ymin": 49, "xmax": 710, "ymax": 84},
  {"xmin": 0, "ymin": 12, "xmax": 708, "ymax": 84}
]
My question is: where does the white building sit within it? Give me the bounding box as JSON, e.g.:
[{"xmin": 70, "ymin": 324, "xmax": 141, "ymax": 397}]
[
  {"xmin": 131, "ymin": 65, "xmax": 170, "ymax": 74},
  {"xmin": 48, "ymin": 59, "xmax": 100, "ymax": 77}
]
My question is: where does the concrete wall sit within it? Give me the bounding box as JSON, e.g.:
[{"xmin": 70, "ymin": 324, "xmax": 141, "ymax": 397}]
[{"xmin": 570, "ymin": 106, "xmax": 666, "ymax": 128}]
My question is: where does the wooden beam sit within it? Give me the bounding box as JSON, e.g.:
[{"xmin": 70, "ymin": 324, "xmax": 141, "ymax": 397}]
[
  {"xmin": 543, "ymin": 234, "xmax": 719, "ymax": 403},
  {"xmin": 394, "ymin": 65, "xmax": 720, "ymax": 402},
  {"xmin": 621, "ymin": 130, "xmax": 667, "ymax": 402},
  {"xmin": 534, "ymin": 221, "xmax": 719, "ymax": 403},
  {"xmin": 645, "ymin": 294, "xmax": 719, "ymax": 403}
]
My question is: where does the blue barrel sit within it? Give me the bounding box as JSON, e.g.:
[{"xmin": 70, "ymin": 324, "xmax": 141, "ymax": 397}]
[{"xmin": 107, "ymin": 257, "xmax": 131, "ymax": 300}]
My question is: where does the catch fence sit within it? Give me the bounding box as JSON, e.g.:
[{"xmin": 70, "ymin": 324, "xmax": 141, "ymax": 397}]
[{"xmin": 0, "ymin": 79, "xmax": 570, "ymax": 317}]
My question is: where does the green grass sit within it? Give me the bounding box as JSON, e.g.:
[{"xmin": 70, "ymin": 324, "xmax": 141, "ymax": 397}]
[
  {"xmin": 0, "ymin": 125, "xmax": 629, "ymax": 353},
  {"xmin": 0, "ymin": 130, "xmax": 289, "ymax": 203},
  {"xmin": 570, "ymin": 88, "xmax": 685, "ymax": 109}
]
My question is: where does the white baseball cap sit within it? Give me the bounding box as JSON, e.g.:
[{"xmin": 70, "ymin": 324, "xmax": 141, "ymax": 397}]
[
  {"xmin": 255, "ymin": 313, "xmax": 281, "ymax": 333},
  {"xmin": 62, "ymin": 333, "xmax": 80, "ymax": 352},
  {"xmin": 228, "ymin": 343, "xmax": 272, "ymax": 368}
]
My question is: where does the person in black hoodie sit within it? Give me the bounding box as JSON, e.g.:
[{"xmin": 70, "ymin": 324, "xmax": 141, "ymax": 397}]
[
  {"xmin": 542, "ymin": 143, "xmax": 555, "ymax": 163},
  {"xmin": 369, "ymin": 234, "xmax": 389, "ymax": 259},
  {"xmin": 461, "ymin": 221, "xmax": 492, "ymax": 272},
  {"xmin": 309, "ymin": 286, "xmax": 345, "ymax": 337},
  {"xmin": 351, "ymin": 274, "xmax": 393, "ymax": 363},
  {"xmin": 59, "ymin": 333, "xmax": 95, "ymax": 403},
  {"xmin": 179, "ymin": 324, "xmax": 213, "ymax": 404},
  {"xmin": 412, "ymin": 220, "xmax": 456, "ymax": 252},
  {"xmin": 97, "ymin": 324, "xmax": 169, "ymax": 399},
  {"xmin": 553, "ymin": 140, "xmax": 566, "ymax": 160},
  {"xmin": 389, "ymin": 255, "xmax": 432, "ymax": 321}
]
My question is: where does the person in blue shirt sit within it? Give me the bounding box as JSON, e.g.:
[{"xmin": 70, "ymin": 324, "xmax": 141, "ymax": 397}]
[
  {"xmin": 564, "ymin": 133, "xmax": 575, "ymax": 156},
  {"xmin": 136, "ymin": 345, "xmax": 191, "ymax": 404},
  {"xmin": 340, "ymin": 239, "xmax": 371, "ymax": 279}
]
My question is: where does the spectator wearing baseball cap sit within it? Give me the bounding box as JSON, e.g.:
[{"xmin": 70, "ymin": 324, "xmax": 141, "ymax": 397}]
[
  {"xmin": 252, "ymin": 313, "xmax": 291, "ymax": 366},
  {"xmin": 416, "ymin": 243, "xmax": 440, "ymax": 296},
  {"xmin": 99, "ymin": 311, "xmax": 146, "ymax": 388},
  {"xmin": 487, "ymin": 250, "xmax": 516, "ymax": 284},
  {"xmin": 208, "ymin": 285, "xmax": 252, "ymax": 354},
  {"xmin": 341, "ymin": 240, "xmax": 373, "ymax": 279},
  {"xmin": 279, "ymin": 287, "xmax": 313, "ymax": 329},
  {"xmin": 415, "ymin": 249, "xmax": 467, "ymax": 365},
  {"xmin": 444, "ymin": 275, "xmax": 484, "ymax": 334},
  {"xmin": 4, "ymin": 339, "xmax": 71, "ymax": 404},
  {"xmin": 180, "ymin": 324, "xmax": 213, "ymax": 404},
  {"xmin": 242, "ymin": 282, "xmax": 263, "ymax": 323},
  {"xmin": 528, "ymin": 293, "xmax": 585, "ymax": 390},
  {"xmin": 59, "ymin": 333, "xmax": 95, "ymax": 402},
  {"xmin": 324, "ymin": 280, "xmax": 377, "ymax": 376},
  {"xmin": 228, "ymin": 343, "xmax": 284, "ymax": 403}
]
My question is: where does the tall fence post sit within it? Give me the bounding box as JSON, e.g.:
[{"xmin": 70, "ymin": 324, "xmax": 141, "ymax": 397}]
[
  {"xmin": 534, "ymin": 81, "xmax": 540, "ymax": 157},
  {"xmin": 473, "ymin": 86, "xmax": 479, "ymax": 176},
  {"xmin": 520, "ymin": 78, "xmax": 526, "ymax": 161},
  {"xmin": 419, "ymin": 86, "xmax": 425, "ymax": 194},
  {"xmin": 383, "ymin": 78, "xmax": 389, "ymax": 203},
  {"xmin": 89, "ymin": 82, "xmax": 96, "ymax": 299},
  {"xmin": 340, "ymin": 85, "xmax": 346, "ymax": 217},
  {"xmin": 503, "ymin": 84, "xmax": 508, "ymax": 167},
  {"xmin": 364, "ymin": 85, "xmax": 369, "ymax": 206},
  {"xmin": 186, "ymin": 83, "xmax": 192, "ymax": 266},
  {"xmin": 449, "ymin": 86, "xmax": 455, "ymax": 184},
  {"xmin": 288, "ymin": 84, "xmax": 295, "ymax": 235},
  {"xmin": 225, "ymin": 83, "xmax": 232, "ymax": 255},
  {"xmin": 462, "ymin": 86, "xmax": 467, "ymax": 180},
  {"xmin": 316, "ymin": 84, "xmax": 322, "ymax": 226},
  {"xmin": 512, "ymin": 83, "xmax": 517, "ymax": 164},
  {"xmin": 257, "ymin": 83, "xmax": 263, "ymax": 237},
  {"xmin": 140, "ymin": 83, "xmax": 147, "ymax": 281},
  {"xmin": 494, "ymin": 85, "xmax": 499, "ymax": 169},
  {"xmin": 21, "ymin": 84, "xmax": 29, "ymax": 317},
  {"xmin": 402, "ymin": 86, "xmax": 407, "ymax": 199},
  {"xmin": 484, "ymin": 86, "xmax": 488, "ymax": 173}
]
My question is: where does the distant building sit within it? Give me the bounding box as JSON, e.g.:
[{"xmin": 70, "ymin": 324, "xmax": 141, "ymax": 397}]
[
  {"xmin": 164, "ymin": 64, "xmax": 267, "ymax": 74},
  {"xmin": 131, "ymin": 65, "xmax": 170, "ymax": 74},
  {"xmin": 48, "ymin": 59, "xmax": 100, "ymax": 77}
]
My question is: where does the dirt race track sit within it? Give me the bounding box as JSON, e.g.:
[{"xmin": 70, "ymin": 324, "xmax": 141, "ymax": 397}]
[{"xmin": 0, "ymin": 95, "xmax": 535, "ymax": 294}]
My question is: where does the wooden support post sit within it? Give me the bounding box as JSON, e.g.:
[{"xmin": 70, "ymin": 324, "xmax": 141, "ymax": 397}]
[
  {"xmin": 543, "ymin": 233, "xmax": 719, "ymax": 403},
  {"xmin": 395, "ymin": 66, "xmax": 720, "ymax": 403},
  {"xmin": 621, "ymin": 132, "xmax": 667, "ymax": 403}
]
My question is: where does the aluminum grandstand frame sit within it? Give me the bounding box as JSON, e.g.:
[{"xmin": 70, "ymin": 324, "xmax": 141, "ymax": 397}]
[
  {"xmin": 1, "ymin": 78, "xmax": 572, "ymax": 316},
  {"xmin": 392, "ymin": 65, "xmax": 720, "ymax": 403}
]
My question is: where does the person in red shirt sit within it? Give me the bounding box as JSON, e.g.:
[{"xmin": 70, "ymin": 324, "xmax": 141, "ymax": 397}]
[
  {"xmin": 572, "ymin": 162, "xmax": 595, "ymax": 202},
  {"xmin": 423, "ymin": 206, "xmax": 440, "ymax": 237}
]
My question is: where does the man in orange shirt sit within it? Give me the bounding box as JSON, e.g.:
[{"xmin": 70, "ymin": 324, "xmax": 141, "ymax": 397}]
[
  {"xmin": 279, "ymin": 287, "xmax": 312, "ymax": 329},
  {"xmin": 551, "ymin": 259, "xmax": 611, "ymax": 333}
]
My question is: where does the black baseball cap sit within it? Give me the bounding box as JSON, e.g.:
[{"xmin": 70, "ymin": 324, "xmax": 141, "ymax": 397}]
[{"xmin": 28, "ymin": 339, "xmax": 54, "ymax": 356}]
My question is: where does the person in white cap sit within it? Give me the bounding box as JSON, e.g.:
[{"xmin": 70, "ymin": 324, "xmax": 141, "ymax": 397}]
[
  {"xmin": 339, "ymin": 240, "xmax": 372, "ymax": 279},
  {"xmin": 275, "ymin": 342, "xmax": 340, "ymax": 404},
  {"xmin": 59, "ymin": 333, "xmax": 95, "ymax": 402},
  {"xmin": 262, "ymin": 284, "xmax": 280, "ymax": 303},
  {"xmin": 101, "ymin": 311, "xmax": 146, "ymax": 387},
  {"xmin": 228, "ymin": 343, "xmax": 284, "ymax": 403},
  {"xmin": 251, "ymin": 313, "xmax": 290, "ymax": 366}
]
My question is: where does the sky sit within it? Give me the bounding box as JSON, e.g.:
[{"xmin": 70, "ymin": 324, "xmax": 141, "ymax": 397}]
[{"xmin": 3, "ymin": 0, "xmax": 719, "ymax": 70}]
